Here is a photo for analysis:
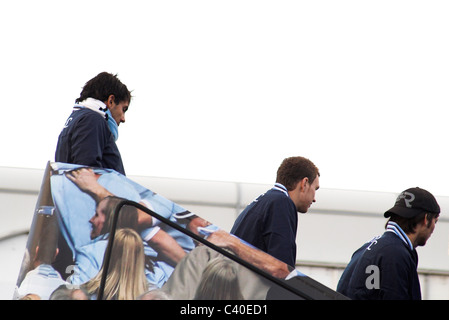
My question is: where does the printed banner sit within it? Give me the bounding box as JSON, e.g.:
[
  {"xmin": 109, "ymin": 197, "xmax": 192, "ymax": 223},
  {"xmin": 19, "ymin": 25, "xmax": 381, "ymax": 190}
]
[{"xmin": 14, "ymin": 162, "xmax": 347, "ymax": 300}]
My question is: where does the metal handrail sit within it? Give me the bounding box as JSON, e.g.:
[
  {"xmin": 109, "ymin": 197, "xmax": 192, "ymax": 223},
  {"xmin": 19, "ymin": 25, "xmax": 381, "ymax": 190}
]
[{"xmin": 97, "ymin": 199, "xmax": 314, "ymax": 300}]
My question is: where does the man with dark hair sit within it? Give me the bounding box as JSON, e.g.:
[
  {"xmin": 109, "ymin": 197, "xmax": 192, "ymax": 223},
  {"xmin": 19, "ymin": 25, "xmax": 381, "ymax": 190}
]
[
  {"xmin": 55, "ymin": 72, "xmax": 132, "ymax": 175},
  {"xmin": 230, "ymin": 156, "xmax": 320, "ymax": 267},
  {"xmin": 337, "ymin": 187, "xmax": 441, "ymax": 300}
]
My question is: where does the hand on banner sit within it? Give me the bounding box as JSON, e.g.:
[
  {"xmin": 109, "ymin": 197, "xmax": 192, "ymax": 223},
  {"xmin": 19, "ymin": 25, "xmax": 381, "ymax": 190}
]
[
  {"xmin": 65, "ymin": 168, "xmax": 112, "ymax": 202},
  {"xmin": 65, "ymin": 168, "xmax": 153, "ymax": 228}
]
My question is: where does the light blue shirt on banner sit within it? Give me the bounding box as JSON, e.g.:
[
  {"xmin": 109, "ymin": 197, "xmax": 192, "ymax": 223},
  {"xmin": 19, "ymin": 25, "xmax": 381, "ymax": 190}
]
[{"xmin": 50, "ymin": 162, "xmax": 198, "ymax": 287}]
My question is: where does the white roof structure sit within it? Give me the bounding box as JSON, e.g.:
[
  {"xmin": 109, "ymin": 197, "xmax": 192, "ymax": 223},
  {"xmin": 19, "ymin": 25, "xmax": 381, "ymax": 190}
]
[{"xmin": 1, "ymin": 165, "xmax": 449, "ymax": 299}]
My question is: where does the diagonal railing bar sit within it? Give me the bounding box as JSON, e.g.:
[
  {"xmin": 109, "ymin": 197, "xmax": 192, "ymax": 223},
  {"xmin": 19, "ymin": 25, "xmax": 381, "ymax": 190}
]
[{"xmin": 98, "ymin": 199, "xmax": 314, "ymax": 300}]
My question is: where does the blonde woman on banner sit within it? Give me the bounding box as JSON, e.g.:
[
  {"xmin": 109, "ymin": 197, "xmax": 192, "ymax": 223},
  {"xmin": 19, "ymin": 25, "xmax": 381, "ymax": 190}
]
[{"xmin": 83, "ymin": 228, "xmax": 148, "ymax": 300}]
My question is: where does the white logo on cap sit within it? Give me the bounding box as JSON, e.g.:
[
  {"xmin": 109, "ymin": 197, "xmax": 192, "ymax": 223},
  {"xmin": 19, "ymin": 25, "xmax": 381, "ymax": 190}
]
[{"xmin": 397, "ymin": 191, "xmax": 415, "ymax": 208}]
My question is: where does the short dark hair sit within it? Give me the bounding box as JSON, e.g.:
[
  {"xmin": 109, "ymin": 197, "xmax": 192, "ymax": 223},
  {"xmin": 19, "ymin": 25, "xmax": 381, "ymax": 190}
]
[
  {"xmin": 75, "ymin": 72, "xmax": 132, "ymax": 104},
  {"xmin": 386, "ymin": 212, "xmax": 439, "ymax": 234},
  {"xmin": 276, "ymin": 156, "xmax": 320, "ymax": 191}
]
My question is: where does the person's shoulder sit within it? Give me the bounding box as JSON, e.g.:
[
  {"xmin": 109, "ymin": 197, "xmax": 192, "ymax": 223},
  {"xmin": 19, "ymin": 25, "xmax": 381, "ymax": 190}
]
[
  {"xmin": 254, "ymin": 190, "xmax": 289, "ymax": 208},
  {"xmin": 69, "ymin": 108, "xmax": 103, "ymax": 121},
  {"xmin": 81, "ymin": 108, "xmax": 106, "ymax": 120},
  {"xmin": 70, "ymin": 109, "xmax": 107, "ymax": 129},
  {"xmin": 375, "ymin": 233, "xmax": 413, "ymax": 259},
  {"xmin": 265, "ymin": 189, "xmax": 295, "ymax": 206},
  {"xmin": 264, "ymin": 188, "xmax": 289, "ymax": 200}
]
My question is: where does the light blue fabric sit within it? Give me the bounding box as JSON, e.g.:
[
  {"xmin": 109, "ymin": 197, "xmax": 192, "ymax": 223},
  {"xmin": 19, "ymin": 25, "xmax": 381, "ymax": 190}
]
[
  {"xmin": 50, "ymin": 164, "xmax": 141, "ymax": 255},
  {"xmin": 105, "ymin": 109, "xmax": 118, "ymax": 141},
  {"xmin": 122, "ymin": 177, "xmax": 197, "ymax": 252},
  {"xmin": 49, "ymin": 162, "xmax": 197, "ymax": 287}
]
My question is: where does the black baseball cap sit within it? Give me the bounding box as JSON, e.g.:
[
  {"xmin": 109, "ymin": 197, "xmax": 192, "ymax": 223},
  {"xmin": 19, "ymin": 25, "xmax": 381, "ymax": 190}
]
[{"xmin": 384, "ymin": 187, "xmax": 440, "ymax": 218}]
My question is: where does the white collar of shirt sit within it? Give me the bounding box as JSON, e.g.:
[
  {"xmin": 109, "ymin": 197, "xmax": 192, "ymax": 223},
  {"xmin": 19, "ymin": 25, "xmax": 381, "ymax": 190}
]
[
  {"xmin": 73, "ymin": 97, "xmax": 119, "ymax": 141},
  {"xmin": 272, "ymin": 183, "xmax": 289, "ymax": 197},
  {"xmin": 74, "ymin": 98, "xmax": 108, "ymax": 117}
]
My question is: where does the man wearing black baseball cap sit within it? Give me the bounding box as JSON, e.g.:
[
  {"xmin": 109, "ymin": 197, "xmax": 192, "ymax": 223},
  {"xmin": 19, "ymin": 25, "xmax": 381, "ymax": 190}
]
[{"xmin": 336, "ymin": 187, "xmax": 440, "ymax": 300}]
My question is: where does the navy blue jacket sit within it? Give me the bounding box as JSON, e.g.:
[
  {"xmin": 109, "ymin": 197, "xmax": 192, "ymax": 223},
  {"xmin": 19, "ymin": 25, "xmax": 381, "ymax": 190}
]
[
  {"xmin": 55, "ymin": 108, "xmax": 125, "ymax": 175},
  {"xmin": 337, "ymin": 227, "xmax": 421, "ymax": 300},
  {"xmin": 230, "ymin": 185, "xmax": 298, "ymax": 266}
]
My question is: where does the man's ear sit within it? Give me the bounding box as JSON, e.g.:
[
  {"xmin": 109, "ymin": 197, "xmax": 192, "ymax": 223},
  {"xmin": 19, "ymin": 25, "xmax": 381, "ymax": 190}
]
[
  {"xmin": 415, "ymin": 214, "xmax": 430, "ymax": 231},
  {"xmin": 298, "ymin": 177, "xmax": 309, "ymax": 192},
  {"xmin": 424, "ymin": 214, "xmax": 434, "ymax": 228},
  {"xmin": 104, "ymin": 94, "xmax": 115, "ymax": 108}
]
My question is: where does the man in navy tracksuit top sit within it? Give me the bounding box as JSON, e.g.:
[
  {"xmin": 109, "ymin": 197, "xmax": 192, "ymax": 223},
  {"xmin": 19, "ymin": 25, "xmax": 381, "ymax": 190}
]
[
  {"xmin": 337, "ymin": 187, "xmax": 440, "ymax": 300},
  {"xmin": 231, "ymin": 156, "xmax": 320, "ymax": 267},
  {"xmin": 55, "ymin": 72, "xmax": 131, "ymax": 175}
]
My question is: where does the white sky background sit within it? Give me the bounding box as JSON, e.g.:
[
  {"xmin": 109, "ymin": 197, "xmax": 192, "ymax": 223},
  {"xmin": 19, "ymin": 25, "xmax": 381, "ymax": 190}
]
[{"xmin": 1, "ymin": 1, "xmax": 449, "ymax": 196}]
